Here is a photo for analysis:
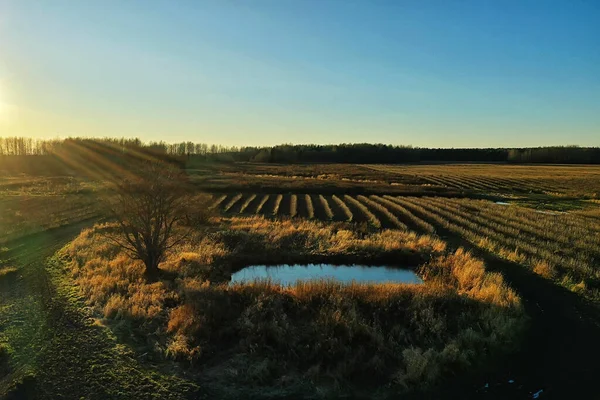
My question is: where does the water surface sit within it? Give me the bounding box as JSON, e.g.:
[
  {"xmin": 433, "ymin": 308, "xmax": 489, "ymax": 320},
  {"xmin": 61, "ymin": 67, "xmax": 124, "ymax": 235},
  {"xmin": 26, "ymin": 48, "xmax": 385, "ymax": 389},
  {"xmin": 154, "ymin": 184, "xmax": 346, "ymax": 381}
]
[{"xmin": 230, "ymin": 264, "xmax": 422, "ymax": 286}]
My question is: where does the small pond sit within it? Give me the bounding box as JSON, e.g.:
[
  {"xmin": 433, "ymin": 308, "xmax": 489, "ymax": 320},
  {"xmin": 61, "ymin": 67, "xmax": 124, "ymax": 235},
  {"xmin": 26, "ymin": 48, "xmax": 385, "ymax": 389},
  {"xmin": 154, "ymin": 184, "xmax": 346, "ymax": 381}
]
[{"xmin": 230, "ymin": 264, "xmax": 423, "ymax": 286}]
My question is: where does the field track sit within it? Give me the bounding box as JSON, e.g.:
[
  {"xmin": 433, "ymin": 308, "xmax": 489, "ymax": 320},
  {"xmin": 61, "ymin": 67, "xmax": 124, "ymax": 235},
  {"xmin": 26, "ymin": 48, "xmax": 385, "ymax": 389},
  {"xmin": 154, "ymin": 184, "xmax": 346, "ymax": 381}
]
[{"xmin": 0, "ymin": 220, "xmax": 199, "ymax": 399}]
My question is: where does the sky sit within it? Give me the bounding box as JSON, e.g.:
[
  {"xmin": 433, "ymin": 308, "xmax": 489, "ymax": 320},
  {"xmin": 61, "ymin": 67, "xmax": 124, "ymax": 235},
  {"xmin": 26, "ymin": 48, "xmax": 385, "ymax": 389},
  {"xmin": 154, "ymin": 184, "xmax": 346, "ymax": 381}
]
[{"xmin": 0, "ymin": 0, "xmax": 598, "ymax": 148}]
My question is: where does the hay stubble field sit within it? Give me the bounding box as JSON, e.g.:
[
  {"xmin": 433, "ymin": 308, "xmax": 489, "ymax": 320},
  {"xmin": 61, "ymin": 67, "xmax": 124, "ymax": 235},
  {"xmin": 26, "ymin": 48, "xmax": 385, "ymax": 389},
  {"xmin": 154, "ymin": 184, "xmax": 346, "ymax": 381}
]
[{"xmin": 1, "ymin": 161, "xmax": 600, "ymax": 399}]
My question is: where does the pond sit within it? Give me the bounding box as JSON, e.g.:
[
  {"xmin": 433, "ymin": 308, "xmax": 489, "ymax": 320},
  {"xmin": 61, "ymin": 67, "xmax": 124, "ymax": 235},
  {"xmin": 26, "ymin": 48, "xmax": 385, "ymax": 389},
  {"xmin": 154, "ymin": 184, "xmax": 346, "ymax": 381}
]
[{"xmin": 230, "ymin": 264, "xmax": 423, "ymax": 286}]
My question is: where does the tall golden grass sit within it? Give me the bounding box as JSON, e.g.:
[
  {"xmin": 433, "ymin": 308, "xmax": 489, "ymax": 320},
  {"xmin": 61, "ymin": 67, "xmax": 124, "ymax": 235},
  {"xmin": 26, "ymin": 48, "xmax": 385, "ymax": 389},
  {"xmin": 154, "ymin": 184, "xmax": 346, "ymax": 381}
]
[{"xmin": 61, "ymin": 217, "xmax": 524, "ymax": 394}]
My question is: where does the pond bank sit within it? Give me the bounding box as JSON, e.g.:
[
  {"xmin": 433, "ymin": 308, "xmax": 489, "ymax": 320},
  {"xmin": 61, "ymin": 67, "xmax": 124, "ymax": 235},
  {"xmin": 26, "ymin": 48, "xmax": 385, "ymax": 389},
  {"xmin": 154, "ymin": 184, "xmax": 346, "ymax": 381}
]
[{"xmin": 59, "ymin": 217, "xmax": 526, "ymax": 398}]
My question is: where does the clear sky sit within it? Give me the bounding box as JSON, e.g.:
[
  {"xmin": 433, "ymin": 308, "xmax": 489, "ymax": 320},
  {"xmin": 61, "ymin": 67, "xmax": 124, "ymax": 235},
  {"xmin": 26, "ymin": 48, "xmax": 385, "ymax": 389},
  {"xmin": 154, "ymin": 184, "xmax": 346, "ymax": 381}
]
[{"xmin": 0, "ymin": 0, "xmax": 598, "ymax": 147}]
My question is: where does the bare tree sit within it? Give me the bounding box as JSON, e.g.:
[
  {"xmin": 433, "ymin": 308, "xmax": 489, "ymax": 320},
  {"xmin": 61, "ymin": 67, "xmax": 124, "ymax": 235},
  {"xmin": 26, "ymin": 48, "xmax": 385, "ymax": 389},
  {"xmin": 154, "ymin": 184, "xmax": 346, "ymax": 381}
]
[{"xmin": 106, "ymin": 162, "xmax": 210, "ymax": 276}]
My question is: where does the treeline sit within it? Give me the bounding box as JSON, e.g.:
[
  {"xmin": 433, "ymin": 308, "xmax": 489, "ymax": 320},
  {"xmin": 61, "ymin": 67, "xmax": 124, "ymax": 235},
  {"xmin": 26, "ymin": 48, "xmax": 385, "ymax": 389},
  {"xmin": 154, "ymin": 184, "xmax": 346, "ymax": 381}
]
[
  {"xmin": 0, "ymin": 137, "xmax": 185, "ymax": 176},
  {"xmin": 507, "ymin": 147, "xmax": 600, "ymax": 164},
  {"xmin": 0, "ymin": 137, "xmax": 249, "ymax": 157},
  {"xmin": 1, "ymin": 137, "xmax": 599, "ymax": 164},
  {"xmin": 216, "ymin": 144, "xmax": 600, "ymax": 164},
  {"xmin": 252, "ymin": 144, "xmax": 508, "ymax": 163}
]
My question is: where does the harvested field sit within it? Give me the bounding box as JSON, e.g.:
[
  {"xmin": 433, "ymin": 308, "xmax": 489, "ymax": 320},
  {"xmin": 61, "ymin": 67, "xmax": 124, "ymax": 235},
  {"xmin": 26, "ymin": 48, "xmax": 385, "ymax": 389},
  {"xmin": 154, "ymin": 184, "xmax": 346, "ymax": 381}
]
[{"xmin": 210, "ymin": 190, "xmax": 600, "ymax": 301}]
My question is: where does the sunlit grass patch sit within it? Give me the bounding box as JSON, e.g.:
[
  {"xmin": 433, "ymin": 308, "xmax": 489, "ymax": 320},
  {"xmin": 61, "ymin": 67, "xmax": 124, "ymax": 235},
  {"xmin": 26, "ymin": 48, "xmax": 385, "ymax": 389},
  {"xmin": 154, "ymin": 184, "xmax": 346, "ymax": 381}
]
[
  {"xmin": 59, "ymin": 217, "xmax": 526, "ymax": 396},
  {"xmin": 0, "ymin": 266, "xmax": 17, "ymax": 277}
]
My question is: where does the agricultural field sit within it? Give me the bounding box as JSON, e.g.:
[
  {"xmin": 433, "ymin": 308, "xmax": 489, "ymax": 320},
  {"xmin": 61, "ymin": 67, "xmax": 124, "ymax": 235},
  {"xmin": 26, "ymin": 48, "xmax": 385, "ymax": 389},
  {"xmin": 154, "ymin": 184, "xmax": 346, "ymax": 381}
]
[
  {"xmin": 198, "ymin": 163, "xmax": 600, "ymax": 397},
  {"xmin": 195, "ymin": 162, "xmax": 600, "ymax": 199},
  {"xmin": 366, "ymin": 164, "xmax": 600, "ymax": 198},
  {"xmin": 0, "ymin": 177, "xmax": 102, "ymax": 245},
  {"xmin": 2, "ymin": 162, "xmax": 600, "ymax": 399},
  {"xmin": 211, "ymin": 188, "xmax": 600, "ymax": 299}
]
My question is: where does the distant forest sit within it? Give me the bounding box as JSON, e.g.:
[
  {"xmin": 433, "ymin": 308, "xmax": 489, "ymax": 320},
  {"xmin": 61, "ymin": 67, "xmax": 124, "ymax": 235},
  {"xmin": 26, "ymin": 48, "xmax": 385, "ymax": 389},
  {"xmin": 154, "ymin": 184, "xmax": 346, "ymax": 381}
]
[{"xmin": 1, "ymin": 137, "xmax": 599, "ymax": 166}]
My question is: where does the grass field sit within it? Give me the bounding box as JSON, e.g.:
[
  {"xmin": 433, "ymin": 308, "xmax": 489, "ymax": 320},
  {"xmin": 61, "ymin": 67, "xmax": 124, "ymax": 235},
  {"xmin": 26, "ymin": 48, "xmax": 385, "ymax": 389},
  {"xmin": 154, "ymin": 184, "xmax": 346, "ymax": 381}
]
[
  {"xmin": 191, "ymin": 162, "xmax": 600, "ymax": 199},
  {"xmin": 2, "ymin": 162, "xmax": 600, "ymax": 398},
  {"xmin": 0, "ymin": 176, "xmax": 102, "ymax": 245},
  {"xmin": 366, "ymin": 163, "xmax": 600, "ymax": 198}
]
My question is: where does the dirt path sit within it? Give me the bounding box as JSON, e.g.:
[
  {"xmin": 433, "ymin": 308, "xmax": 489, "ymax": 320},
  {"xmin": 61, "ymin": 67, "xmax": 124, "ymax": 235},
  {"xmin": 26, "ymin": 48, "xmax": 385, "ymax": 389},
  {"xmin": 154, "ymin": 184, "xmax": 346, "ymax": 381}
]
[
  {"xmin": 431, "ymin": 227, "xmax": 600, "ymax": 400},
  {"xmin": 0, "ymin": 221, "xmax": 200, "ymax": 399}
]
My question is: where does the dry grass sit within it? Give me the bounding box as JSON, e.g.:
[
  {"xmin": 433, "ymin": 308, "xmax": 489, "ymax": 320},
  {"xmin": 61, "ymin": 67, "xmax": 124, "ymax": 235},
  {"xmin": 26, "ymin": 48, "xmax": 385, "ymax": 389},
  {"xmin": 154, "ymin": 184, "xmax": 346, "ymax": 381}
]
[
  {"xmin": 254, "ymin": 194, "xmax": 269, "ymax": 214},
  {"xmin": 533, "ymin": 260, "xmax": 558, "ymax": 280},
  {"xmin": 272, "ymin": 194, "xmax": 283, "ymax": 215},
  {"xmin": 289, "ymin": 194, "xmax": 298, "ymax": 217},
  {"xmin": 367, "ymin": 164, "xmax": 600, "ymax": 197},
  {"xmin": 0, "ymin": 266, "xmax": 17, "ymax": 277},
  {"xmin": 209, "ymin": 194, "xmax": 227, "ymax": 210},
  {"xmin": 377, "ymin": 195, "xmax": 435, "ymax": 233},
  {"xmin": 305, "ymin": 194, "xmax": 314, "ymax": 219},
  {"xmin": 356, "ymin": 195, "xmax": 407, "ymax": 230},
  {"xmin": 0, "ymin": 193, "xmax": 98, "ymax": 245},
  {"xmin": 238, "ymin": 194, "xmax": 256, "ymax": 213},
  {"xmin": 396, "ymin": 196, "xmax": 600, "ymax": 299},
  {"xmin": 318, "ymin": 194, "xmax": 334, "ymax": 220},
  {"xmin": 61, "ymin": 217, "xmax": 524, "ymax": 395},
  {"xmin": 344, "ymin": 195, "xmax": 380, "ymax": 227},
  {"xmin": 223, "ymin": 194, "xmax": 243, "ymax": 212},
  {"xmin": 332, "ymin": 195, "xmax": 352, "ymax": 221}
]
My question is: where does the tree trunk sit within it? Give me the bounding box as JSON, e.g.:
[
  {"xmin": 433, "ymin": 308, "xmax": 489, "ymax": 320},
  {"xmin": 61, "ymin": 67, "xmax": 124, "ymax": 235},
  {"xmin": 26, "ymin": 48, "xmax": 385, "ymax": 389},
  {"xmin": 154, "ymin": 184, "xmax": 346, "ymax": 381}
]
[{"xmin": 143, "ymin": 255, "xmax": 160, "ymax": 278}]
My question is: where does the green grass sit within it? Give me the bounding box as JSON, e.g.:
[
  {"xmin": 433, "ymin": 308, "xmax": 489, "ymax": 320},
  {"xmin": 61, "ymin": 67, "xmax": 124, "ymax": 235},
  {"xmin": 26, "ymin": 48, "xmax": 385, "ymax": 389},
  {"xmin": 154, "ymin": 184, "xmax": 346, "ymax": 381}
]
[
  {"xmin": 0, "ymin": 176, "xmax": 103, "ymax": 245},
  {"xmin": 0, "ymin": 221, "xmax": 200, "ymax": 399},
  {"xmin": 514, "ymin": 197, "xmax": 590, "ymax": 212}
]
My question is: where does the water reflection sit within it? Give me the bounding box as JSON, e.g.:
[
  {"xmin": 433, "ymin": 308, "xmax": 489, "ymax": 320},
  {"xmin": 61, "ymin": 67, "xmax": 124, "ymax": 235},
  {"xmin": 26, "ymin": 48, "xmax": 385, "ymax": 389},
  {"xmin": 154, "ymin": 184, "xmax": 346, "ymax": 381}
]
[{"xmin": 230, "ymin": 264, "xmax": 422, "ymax": 286}]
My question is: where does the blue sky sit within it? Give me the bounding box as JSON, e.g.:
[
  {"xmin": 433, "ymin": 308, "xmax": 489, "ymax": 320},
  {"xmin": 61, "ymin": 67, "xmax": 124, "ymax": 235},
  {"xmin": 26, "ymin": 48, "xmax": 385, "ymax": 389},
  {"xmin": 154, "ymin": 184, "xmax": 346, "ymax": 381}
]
[{"xmin": 0, "ymin": 0, "xmax": 598, "ymax": 147}]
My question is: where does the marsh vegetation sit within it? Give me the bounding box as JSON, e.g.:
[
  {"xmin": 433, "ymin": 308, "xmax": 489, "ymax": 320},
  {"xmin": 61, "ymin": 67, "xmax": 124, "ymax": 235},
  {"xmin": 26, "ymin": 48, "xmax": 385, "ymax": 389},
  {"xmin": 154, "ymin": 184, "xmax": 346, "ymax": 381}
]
[{"xmin": 61, "ymin": 217, "xmax": 524, "ymax": 397}]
